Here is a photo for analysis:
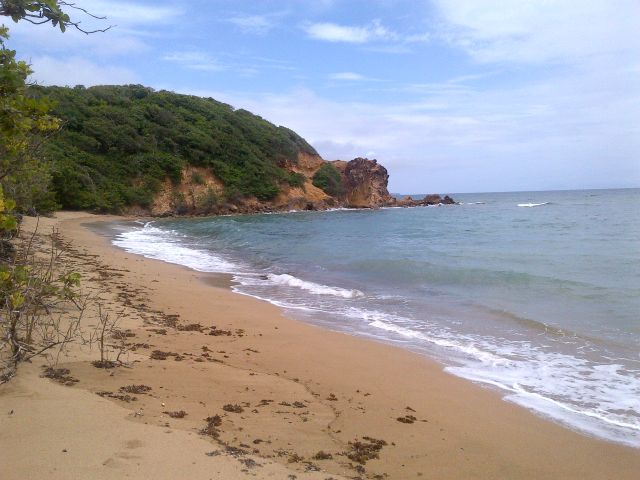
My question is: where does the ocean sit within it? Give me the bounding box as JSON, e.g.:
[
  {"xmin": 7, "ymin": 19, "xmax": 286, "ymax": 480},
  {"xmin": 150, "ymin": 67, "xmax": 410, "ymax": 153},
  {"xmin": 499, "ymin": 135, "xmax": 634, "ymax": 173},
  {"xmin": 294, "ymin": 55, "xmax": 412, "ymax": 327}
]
[{"xmin": 106, "ymin": 188, "xmax": 640, "ymax": 447}]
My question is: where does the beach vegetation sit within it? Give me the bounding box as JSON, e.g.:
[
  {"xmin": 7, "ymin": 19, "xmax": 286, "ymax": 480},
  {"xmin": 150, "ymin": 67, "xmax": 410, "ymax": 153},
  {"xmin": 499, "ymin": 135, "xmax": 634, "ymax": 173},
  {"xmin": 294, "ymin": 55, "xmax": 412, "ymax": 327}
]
[
  {"xmin": 0, "ymin": 1, "xmax": 102, "ymax": 381},
  {"xmin": 312, "ymin": 163, "xmax": 343, "ymax": 197},
  {"xmin": 0, "ymin": 227, "xmax": 86, "ymax": 382},
  {"xmin": 26, "ymin": 84, "xmax": 319, "ymax": 211}
]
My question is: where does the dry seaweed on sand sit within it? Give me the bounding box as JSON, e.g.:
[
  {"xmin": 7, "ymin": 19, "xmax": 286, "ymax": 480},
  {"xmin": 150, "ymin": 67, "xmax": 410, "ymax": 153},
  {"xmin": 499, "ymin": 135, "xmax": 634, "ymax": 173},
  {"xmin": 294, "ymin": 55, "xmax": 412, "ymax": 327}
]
[
  {"xmin": 163, "ymin": 410, "xmax": 187, "ymax": 418},
  {"xmin": 119, "ymin": 384, "xmax": 152, "ymax": 394},
  {"xmin": 239, "ymin": 458, "xmax": 261, "ymax": 469},
  {"xmin": 288, "ymin": 453, "xmax": 304, "ymax": 463},
  {"xmin": 397, "ymin": 414, "xmax": 417, "ymax": 424},
  {"xmin": 222, "ymin": 403, "xmax": 244, "ymax": 413},
  {"xmin": 41, "ymin": 367, "xmax": 79, "ymax": 386},
  {"xmin": 150, "ymin": 350, "xmax": 177, "ymax": 360},
  {"xmin": 111, "ymin": 329, "xmax": 136, "ymax": 340},
  {"xmin": 96, "ymin": 391, "xmax": 137, "ymax": 403},
  {"xmin": 148, "ymin": 328, "xmax": 167, "ymax": 335},
  {"xmin": 91, "ymin": 359, "xmax": 118, "ymax": 369},
  {"xmin": 177, "ymin": 323, "xmax": 205, "ymax": 332},
  {"xmin": 345, "ymin": 436, "xmax": 387, "ymax": 464},
  {"xmin": 208, "ymin": 326, "xmax": 232, "ymax": 336},
  {"xmin": 200, "ymin": 415, "xmax": 222, "ymax": 438},
  {"xmin": 312, "ymin": 450, "xmax": 333, "ymax": 460}
]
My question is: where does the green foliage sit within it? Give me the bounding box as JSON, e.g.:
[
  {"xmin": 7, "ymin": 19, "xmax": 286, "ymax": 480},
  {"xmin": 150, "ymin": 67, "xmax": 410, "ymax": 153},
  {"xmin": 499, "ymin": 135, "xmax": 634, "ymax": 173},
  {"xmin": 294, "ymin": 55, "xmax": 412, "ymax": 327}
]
[
  {"xmin": 195, "ymin": 187, "xmax": 219, "ymax": 213},
  {"xmin": 0, "ymin": 26, "xmax": 60, "ymax": 214},
  {"xmin": 0, "ymin": 185, "xmax": 17, "ymax": 233},
  {"xmin": 0, "ymin": 1, "xmax": 111, "ymax": 34},
  {"xmin": 28, "ymin": 85, "xmax": 319, "ymax": 211},
  {"xmin": 1, "ymin": 1, "xmax": 70, "ymax": 30},
  {"xmin": 312, "ymin": 163, "xmax": 343, "ymax": 197},
  {"xmin": 190, "ymin": 171, "xmax": 205, "ymax": 185},
  {"xmin": 286, "ymin": 171, "xmax": 306, "ymax": 189}
]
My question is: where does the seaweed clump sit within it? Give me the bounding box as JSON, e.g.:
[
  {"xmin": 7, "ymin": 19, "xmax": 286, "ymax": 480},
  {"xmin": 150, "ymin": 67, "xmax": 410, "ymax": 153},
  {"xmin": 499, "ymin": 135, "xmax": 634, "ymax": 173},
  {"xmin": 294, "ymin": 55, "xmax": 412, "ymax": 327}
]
[
  {"xmin": 345, "ymin": 436, "xmax": 387, "ymax": 464},
  {"xmin": 200, "ymin": 415, "xmax": 223, "ymax": 438},
  {"xmin": 41, "ymin": 367, "xmax": 79, "ymax": 386}
]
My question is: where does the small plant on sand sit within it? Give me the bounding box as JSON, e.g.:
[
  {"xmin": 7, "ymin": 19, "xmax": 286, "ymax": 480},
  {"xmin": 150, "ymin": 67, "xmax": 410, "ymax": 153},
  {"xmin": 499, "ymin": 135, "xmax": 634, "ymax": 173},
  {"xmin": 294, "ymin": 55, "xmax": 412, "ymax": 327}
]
[
  {"xmin": 0, "ymin": 226, "xmax": 86, "ymax": 382},
  {"xmin": 87, "ymin": 303, "xmax": 126, "ymax": 368}
]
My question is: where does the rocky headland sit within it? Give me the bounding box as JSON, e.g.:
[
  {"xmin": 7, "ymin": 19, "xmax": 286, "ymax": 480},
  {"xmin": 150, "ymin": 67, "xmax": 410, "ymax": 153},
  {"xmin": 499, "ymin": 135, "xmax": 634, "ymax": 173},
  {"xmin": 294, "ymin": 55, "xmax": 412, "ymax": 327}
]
[{"xmin": 142, "ymin": 154, "xmax": 456, "ymax": 217}]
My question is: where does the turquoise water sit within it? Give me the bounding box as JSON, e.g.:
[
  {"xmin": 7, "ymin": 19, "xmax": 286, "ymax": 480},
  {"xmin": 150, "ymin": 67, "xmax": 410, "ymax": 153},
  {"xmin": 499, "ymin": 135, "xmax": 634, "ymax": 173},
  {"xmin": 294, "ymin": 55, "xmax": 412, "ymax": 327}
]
[{"xmin": 110, "ymin": 189, "xmax": 640, "ymax": 447}]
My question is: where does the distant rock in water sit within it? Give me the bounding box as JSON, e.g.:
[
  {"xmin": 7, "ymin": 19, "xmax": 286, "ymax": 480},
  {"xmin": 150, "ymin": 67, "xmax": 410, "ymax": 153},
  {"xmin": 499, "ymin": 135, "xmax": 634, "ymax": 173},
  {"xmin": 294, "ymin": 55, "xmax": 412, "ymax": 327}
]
[{"xmin": 394, "ymin": 193, "xmax": 457, "ymax": 208}]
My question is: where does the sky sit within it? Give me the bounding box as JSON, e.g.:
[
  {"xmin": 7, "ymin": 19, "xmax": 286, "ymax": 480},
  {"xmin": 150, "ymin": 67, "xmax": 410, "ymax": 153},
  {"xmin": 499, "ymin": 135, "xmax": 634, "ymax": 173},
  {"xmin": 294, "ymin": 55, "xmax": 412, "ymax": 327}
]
[{"xmin": 9, "ymin": 0, "xmax": 640, "ymax": 193}]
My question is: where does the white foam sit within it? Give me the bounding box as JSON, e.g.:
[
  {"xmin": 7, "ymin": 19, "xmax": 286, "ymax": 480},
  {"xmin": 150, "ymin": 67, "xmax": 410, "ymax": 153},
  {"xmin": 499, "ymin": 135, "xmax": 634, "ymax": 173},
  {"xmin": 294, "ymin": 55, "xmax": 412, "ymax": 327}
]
[
  {"xmin": 345, "ymin": 307, "xmax": 640, "ymax": 448},
  {"xmin": 266, "ymin": 273, "xmax": 364, "ymax": 299},
  {"xmin": 113, "ymin": 224, "xmax": 238, "ymax": 274},
  {"xmin": 518, "ymin": 202, "xmax": 550, "ymax": 207},
  {"xmin": 364, "ymin": 317, "xmax": 507, "ymax": 365}
]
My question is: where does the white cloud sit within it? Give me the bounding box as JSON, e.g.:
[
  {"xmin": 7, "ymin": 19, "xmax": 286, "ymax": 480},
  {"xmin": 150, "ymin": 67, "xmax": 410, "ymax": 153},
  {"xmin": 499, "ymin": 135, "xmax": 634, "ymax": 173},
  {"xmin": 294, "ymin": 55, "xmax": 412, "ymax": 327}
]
[
  {"xmin": 329, "ymin": 72, "xmax": 366, "ymax": 81},
  {"xmin": 227, "ymin": 13, "xmax": 286, "ymax": 34},
  {"xmin": 433, "ymin": 0, "xmax": 640, "ymax": 63},
  {"xmin": 304, "ymin": 20, "xmax": 395, "ymax": 43},
  {"xmin": 28, "ymin": 56, "xmax": 138, "ymax": 86},
  {"xmin": 163, "ymin": 52, "xmax": 226, "ymax": 72},
  {"xmin": 228, "ymin": 14, "xmax": 273, "ymax": 34}
]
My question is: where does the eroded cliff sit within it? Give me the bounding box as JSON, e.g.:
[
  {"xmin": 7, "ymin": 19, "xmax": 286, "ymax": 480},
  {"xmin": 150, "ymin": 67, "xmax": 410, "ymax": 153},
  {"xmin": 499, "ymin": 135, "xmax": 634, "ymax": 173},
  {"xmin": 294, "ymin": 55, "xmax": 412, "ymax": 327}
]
[{"xmin": 141, "ymin": 154, "xmax": 453, "ymax": 216}]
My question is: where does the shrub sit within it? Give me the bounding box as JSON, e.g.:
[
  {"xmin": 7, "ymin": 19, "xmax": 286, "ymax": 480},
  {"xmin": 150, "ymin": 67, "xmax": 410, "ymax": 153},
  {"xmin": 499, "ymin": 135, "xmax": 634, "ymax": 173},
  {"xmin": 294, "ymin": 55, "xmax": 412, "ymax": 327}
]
[{"xmin": 312, "ymin": 163, "xmax": 343, "ymax": 197}]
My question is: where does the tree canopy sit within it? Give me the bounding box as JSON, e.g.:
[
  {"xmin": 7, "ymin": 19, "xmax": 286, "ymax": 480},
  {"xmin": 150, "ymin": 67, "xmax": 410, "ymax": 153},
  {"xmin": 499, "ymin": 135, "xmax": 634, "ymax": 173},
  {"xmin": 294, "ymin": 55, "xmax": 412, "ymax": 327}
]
[{"xmin": 30, "ymin": 85, "xmax": 318, "ymax": 211}]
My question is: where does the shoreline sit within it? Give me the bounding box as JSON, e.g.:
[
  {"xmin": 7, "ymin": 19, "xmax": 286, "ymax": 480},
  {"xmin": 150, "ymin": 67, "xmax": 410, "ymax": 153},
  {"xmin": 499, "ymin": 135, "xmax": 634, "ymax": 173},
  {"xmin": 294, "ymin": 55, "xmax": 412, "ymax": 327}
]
[{"xmin": 2, "ymin": 211, "xmax": 639, "ymax": 479}]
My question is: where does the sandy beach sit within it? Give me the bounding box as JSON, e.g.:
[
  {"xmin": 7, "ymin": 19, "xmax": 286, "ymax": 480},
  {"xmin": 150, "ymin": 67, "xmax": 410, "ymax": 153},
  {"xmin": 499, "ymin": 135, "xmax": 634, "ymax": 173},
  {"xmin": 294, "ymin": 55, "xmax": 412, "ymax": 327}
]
[{"xmin": 1, "ymin": 211, "xmax": 638, "ymax": 480}]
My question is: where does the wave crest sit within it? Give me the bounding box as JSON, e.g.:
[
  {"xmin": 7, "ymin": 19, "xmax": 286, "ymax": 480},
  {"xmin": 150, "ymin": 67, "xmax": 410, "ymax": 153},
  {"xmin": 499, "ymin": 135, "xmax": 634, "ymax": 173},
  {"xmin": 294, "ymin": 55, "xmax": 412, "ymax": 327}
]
[
  {"xmin": 518, "ymin": 202, "xmax": 550, "ymax": 207},
  {"xmin": 267, "ymin": 273, "xmax": 364, "ymax": 299}
]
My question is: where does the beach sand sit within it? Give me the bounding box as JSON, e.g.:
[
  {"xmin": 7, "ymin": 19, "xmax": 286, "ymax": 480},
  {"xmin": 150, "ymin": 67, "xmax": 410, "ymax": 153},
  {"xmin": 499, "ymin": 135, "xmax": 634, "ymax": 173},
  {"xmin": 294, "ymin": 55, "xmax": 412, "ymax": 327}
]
[{"xmin": 1, "ymin": 211, "xmax": 638, "ymax": 479}]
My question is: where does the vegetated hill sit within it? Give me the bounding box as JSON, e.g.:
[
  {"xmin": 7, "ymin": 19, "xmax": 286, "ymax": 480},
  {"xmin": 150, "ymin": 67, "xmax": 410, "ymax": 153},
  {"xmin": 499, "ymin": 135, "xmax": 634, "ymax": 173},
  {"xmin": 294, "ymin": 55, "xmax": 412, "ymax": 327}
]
[{"xmin": 29, "ymin": 84, "xmax": 319, "ymax": 212}]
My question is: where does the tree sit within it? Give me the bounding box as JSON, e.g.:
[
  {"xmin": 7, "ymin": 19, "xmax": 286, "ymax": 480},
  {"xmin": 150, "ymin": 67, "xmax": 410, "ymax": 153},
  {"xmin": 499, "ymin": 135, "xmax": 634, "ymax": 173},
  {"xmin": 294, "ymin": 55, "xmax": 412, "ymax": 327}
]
[
  {"xmin": 0, "ymin": 1, "xmax": 111, "ymax": 33},
  {"xmin": 0, "ymin": 0, "xmax": 103, "ymax": 381},
  {"xmin": 0, "ymin": 26, "xmax": 60, "ymax": 214},
  {"xmin": 0, "ymin": 1, "xmax": 110, "ymax": 217}
]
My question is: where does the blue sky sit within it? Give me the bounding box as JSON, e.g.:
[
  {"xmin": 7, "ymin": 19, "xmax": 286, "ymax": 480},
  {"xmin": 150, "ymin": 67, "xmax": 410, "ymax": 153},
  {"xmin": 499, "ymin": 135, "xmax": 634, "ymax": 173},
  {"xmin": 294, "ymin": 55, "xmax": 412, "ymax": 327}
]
[{"xmin": 10, "ymin": 0, "xmax": 640, "ymax": 193}]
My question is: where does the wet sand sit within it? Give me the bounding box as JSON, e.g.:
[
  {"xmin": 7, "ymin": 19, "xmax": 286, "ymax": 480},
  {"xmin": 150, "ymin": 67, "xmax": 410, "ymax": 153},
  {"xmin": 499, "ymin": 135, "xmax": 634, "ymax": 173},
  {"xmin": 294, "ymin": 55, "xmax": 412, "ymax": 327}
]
[{"xmin": 1, "ymin": 211, "xmax": 638, "ymax": 479}]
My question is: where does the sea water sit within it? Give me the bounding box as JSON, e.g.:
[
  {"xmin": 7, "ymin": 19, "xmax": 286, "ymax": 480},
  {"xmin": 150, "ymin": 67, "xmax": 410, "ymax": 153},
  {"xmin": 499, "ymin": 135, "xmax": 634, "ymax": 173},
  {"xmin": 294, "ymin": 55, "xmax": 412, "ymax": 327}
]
[{"xmin": 108, "ymin": 189, "xmax": 640, "ymax": 447}]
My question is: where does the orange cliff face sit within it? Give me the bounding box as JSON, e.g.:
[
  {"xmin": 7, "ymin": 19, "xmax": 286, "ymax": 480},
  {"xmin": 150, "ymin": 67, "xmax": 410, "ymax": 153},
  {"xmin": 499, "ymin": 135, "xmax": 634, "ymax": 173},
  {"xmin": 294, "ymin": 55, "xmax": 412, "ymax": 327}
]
[
  {"xmin": 130, "ymin": 153, "xmax": 455, "ymax": 217},
  {"xmin": 133, "ymin": 153, "xmax": 398, "ymax": 217},
  {"xmin": 333, "ymin": 157, "xmax": 395, "ymax": 208}
]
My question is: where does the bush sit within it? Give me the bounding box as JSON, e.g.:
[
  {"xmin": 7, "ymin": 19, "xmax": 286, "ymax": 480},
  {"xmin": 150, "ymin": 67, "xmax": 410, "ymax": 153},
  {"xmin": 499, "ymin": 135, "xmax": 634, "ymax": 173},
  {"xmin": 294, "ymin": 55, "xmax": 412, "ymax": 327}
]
[
  {"xmin": 190, "ymin": 171, "xmax": 205, "ymax": 185},
  {"xmin": 312, "ymin": 163, "xmax": 343, "ymax": 197}
]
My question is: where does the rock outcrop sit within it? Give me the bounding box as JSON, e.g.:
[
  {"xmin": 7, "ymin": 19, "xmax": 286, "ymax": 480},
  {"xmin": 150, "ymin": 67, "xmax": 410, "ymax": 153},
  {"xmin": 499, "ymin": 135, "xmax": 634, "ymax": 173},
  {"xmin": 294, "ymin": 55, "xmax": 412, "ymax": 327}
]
[
  {"xmin": 140, "ymin": 153, "xmax": 454, "ymax": 217},
  {"xmin": 335, "ymin": 157, "xmax": 394, "ymax": 208},
  {"xmin": 396, "ymin": 194, "xmax": 458, "ymax": 207}
]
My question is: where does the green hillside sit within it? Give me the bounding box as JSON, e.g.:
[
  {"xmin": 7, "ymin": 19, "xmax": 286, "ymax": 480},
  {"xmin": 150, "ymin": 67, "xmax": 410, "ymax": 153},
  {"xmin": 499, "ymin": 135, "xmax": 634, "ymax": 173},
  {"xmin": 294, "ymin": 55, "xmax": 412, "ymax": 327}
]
[{"xmin": 29, "ymin": 85, "xmax": 316, "ymax": 211}]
